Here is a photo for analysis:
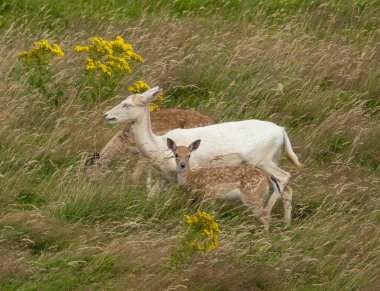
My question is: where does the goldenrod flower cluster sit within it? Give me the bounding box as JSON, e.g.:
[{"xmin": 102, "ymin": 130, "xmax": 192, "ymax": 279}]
[
  {"xmin": 19, "ymin": 39, "xmax": 64, "ymax": 64},
  {"xmin": 128, "ymin": 80, "xmax": 151, "ymax": 93},
  {"xmin": 183, "ymin": 210, "xmax": 221, "ymax": 251},
  {"xmin": 86, "ymin": 58, "xmax": 112, "ymax": 76},
  {"xmin": 74, "ymin": 36, "xmax": 143, "ymax": 77},
  {"xmin": 128, "ymin": 80, "xmax": 165, "ymax": 112}
]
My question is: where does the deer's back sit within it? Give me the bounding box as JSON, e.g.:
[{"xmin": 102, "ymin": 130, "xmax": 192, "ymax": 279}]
[
  {"xmin": 188, "ymin": 165, "xmax": 268, "ymax": 193},
  {"xmin": 151, "ymin": 108, "xmax": 216, "ymax": 133}
]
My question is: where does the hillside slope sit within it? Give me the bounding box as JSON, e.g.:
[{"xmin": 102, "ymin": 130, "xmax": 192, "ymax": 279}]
[{"xmin": 0, "ymin": 1, "xmax": 379, "ymax": 289}]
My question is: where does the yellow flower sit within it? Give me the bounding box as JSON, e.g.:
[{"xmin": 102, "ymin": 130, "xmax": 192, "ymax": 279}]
[
  {"xmin": 183, "ymin": 214, "xmax": 193, "ymax": 225},
  {"xmin": 183, "ymin": 210, "xmax": 221, "ymax": 252},
  {"xmin": 149, "ymin": 104, "xmax": 160, "ymax": 111},
  {"xmin": 74, "ymin": 45, "xmax": 90, "ymax": 52},
  {"xmin": 74, "ymin": 35, "xmax": 143, "ymax": 77},
  {"xmin": 110, "ymin": 35, "xmax": 144, "ymax": 63},
  {"xmin": 90, "ymin": 37, "xmax": 113, "ymax": 55},
  {"xmin": 85, "ymin": 58, "xmax": 112, "ymax": 76},
  {"xmin": 128, "ymin": 80, "xmax": 164, "ymax": 112},
  {"xmin": 107, "ymin": 55, "xmax": 131, "ymax": 73},
  {"xmin": 34, "ymin": 40, "xmax": 64, "ymax": 56},
  {"xmin": 85, "ymin": 58, "xmax": 95, "ymax": 70},
  {"xmin": 52, "ymin": 44, "xmax": 64, "ymax": 56},
  {"xmin": 128, "ymin": 80, "xmax": 151, "ymax": 93},
  {"xmin": 203, "ymin": 229, "xmax": 214, "ymax": 237},
  {"xmin": 19, "ymin": 39, "xmax": 64, "ymax": 64},
  {"xmin": 97, "ymin": 62, "xmax": 112, "ymax": 76},
  {"xmin": 191, "ymin": 241, "xmax": 204, "ymax": 251}
]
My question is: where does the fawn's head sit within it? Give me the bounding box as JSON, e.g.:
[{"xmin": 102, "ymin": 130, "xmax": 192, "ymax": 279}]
[
  {"xmin": 104, "ymin": 86, "xmax": 162, "ymax": 124},
  {"xmin": 167, "ymin": 138, "xmax": 201, "ymax": 172}
]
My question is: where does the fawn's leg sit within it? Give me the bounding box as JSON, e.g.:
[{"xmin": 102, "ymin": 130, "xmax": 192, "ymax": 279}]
[
  {"xmin": 282, "ymin": 185, "xmax": 293, "ymax": 226},
  {"xmin": 241, "ymin": 181, "xmax": 270, "ymax": 231}
]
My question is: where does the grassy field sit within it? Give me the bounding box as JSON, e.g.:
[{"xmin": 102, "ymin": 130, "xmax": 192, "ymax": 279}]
[{"xmin": 1, "ymin": 0, "xmax": 379, "ymax": 289}]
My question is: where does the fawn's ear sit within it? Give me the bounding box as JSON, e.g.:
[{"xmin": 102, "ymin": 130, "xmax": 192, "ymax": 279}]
[
  {"xmin": 189, "ymin": 139, "xmax": 201, "ymax": 152},
  {"xmin": 167, "ymin": 138, "xmax": 177, "ymax": 151}
]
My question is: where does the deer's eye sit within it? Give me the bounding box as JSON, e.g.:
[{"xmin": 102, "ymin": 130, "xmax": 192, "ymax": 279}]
[
  {"xmin": 188, "ymin": 155, "xmax": 191, "ymax": 158},
  {"xmin": 175, "ymin": 154, "xmax": 178, "ymax": 157},
  {"xmin": 122, "ymin": 103, "xmax": 130, "ymax": 108}
]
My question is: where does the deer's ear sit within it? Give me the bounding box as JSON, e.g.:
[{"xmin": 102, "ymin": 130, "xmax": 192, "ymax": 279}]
[
  {"xmin": 140, "ymin": 87, "xmax": 162, "ymax": 104},
  {"xmin": 189, "ymin": 139, "xmax": 201, "ymax": 152},
  {"xmin": 167, "ymin": 138, "xmax": 177, "ymax": 151}
]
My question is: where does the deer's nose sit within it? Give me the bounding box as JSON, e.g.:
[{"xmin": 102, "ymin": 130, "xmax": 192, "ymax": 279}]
[
  {"xmin": 180, "ymin": 162, "xmax": 186, "ymax": 169},
  {"xmin": 104, "ymin": 113, "xmax": 116, "ymax": 122}
]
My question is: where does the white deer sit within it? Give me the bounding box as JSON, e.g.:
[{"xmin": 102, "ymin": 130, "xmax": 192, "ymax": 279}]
[
  {"xmin": 166, "ymin": 138, "xmax": 293, "ymax": 230},
  {"xmin": 104, "ymin": 87, "xmax": 301, "ymax": 197},
  {"xmin": 85, "ymin": 108, "xmax": 216, "ymax": 183}
]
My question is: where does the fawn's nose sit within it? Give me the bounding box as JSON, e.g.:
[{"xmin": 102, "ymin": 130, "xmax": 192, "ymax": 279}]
[{"xmin": 180, "ymin": 162, "xmax": 186, "ymax": 169}]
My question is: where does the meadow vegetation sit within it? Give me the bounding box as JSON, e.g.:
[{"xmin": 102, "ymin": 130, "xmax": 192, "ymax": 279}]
[{"xmin": 0, "ymin": 0, "xmax": 379, "ymax": 289}]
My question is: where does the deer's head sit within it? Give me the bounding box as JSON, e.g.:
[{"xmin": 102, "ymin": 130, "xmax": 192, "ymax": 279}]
[
  {"xmin": 104, "ymin": 86, "xmax": 162, "ymax": 124},
  {"xmin": 167, "ymin": 138, "xmax": 201, "ymax": 173}
]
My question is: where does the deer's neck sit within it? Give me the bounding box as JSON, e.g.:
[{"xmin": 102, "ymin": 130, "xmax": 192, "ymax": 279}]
[
  {"xmin": 130, "ymin": 107, "xmax": 164, "ymax": 161},
  {"xmin": 177, "ymin": 167, "xmax": 191, "ymax": 186}
]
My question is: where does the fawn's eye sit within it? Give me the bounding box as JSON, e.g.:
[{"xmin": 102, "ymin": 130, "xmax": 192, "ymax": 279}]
[
  {"xmin": 175, "ymin": 154, "xmax": 178, "ymax": 157},
  {"xmin": 188, "ymin": 155, "xmax": 191, "ymax": 158},
  {"xmin": 122, "ymin": 103, "xmax": 130, "ymax": 108}
]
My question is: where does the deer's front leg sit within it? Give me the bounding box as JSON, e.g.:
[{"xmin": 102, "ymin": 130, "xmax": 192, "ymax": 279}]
[{"xmin": 130, "ymin": 159, "xmax": 148, "ymax": 185}]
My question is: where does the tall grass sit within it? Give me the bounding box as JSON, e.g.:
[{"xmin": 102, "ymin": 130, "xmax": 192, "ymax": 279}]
[{"xmin": 0, "ymin": 0, "xmax": 379, "ymax": 289}]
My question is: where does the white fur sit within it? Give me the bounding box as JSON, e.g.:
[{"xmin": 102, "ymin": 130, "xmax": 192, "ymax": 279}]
[{"xmin": 104, "ymin": 87, "xmax": 301, "ymax": 196}]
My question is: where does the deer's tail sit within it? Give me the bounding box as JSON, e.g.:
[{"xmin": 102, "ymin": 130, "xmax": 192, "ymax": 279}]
[{"xmin": 283, "ymin": 131, "xmax": 302, "ymax": 168}]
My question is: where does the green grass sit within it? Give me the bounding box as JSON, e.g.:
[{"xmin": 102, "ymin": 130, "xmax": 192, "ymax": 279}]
[{"xmin": 0, "ymin": 0, "xmax": 379, "ymax": 289}]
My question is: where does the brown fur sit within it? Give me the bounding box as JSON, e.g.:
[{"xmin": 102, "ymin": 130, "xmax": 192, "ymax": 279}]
[{"xmin": 186, "ymin": 165, "xmax": 268, "ymax": 196}]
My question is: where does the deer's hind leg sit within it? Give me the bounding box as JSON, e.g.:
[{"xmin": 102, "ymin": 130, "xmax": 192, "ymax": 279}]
[{"xmin": 259, "ymin": 162, "xmax": 291, "ymax": 192}]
